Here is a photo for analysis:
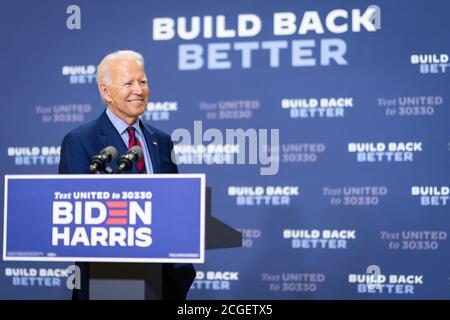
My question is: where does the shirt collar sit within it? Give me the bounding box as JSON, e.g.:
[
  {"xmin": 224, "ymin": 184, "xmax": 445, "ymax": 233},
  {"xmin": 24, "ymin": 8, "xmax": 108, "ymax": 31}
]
[{"xmin": 106, "ymin": 108, "xmax": 142, "ymax": 137}]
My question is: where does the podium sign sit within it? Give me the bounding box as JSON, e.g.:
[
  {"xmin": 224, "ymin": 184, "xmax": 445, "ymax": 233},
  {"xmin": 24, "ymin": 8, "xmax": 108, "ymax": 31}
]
[{"xmin": 3, "ymin": 174, "xmax": 205, "ymax": 263}]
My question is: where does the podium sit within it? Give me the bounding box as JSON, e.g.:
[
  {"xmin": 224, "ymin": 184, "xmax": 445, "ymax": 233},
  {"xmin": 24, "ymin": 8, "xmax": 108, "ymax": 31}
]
[
  {"xmin": 3, "ymin": 174, "xmax": 242, "ymax": 300},
  {"xmin": 88, "ymin": 187, "xmax": 242, "ymax": 300}
]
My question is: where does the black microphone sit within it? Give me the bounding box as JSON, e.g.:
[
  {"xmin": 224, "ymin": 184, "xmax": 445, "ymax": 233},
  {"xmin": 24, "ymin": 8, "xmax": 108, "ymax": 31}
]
[
  {"xmin": 116, "ymin": 145, "xmax": 143, "ymax": 173},
  {"xmin": 89, "ymin": 146, "xmax": 118, "ymax": 174}
]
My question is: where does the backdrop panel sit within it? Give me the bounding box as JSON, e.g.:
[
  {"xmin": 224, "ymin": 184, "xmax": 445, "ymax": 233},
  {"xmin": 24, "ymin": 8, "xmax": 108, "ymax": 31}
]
[{"xmin": 0, "ymin": 0, "xmax": 449, "ymax": 299}]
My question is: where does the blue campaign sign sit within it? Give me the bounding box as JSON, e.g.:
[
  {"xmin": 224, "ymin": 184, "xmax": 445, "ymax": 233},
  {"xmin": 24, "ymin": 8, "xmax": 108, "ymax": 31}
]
[{"xmin": 3, "ymin": 174, "xmax": 205, "ymax": 263}]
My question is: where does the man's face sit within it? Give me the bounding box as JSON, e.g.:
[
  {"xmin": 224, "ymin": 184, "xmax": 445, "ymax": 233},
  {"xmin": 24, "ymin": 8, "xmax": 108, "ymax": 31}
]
[{"xmin": 102, "ymin": 59, "xmax": 149, "ymax": 124}]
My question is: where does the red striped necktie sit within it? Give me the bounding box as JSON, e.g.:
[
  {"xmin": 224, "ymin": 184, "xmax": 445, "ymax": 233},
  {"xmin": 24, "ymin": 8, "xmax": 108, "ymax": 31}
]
[{"xmin": 126, "ymin": 126, "xmax": 147, "ymax": 173}]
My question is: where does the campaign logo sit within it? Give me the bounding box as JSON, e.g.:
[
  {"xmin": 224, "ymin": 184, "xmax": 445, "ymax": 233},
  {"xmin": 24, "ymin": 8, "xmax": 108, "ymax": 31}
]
[
  {"xmin": 380, "ymin": 230, "xmax": 447, "ymax": 250},
  {"xmin": 349, "ymin": 266, "xmax": 424, "ymax": 295},
  {"xmin": 36, "ymin": 104, "xmax": 93, "ymax": 124},
  {"xmin": 174, "ymin": 143, "xmax": 239, "ymax": 165},
  {"xmin": 228, "ymin": 185, "xmax": 299, "ymax": 206},
  {"xmin": 52, "ymin": 191, "xmax": 153, "ymax": 247},
  {"xmin": 190, "ymin": 270, "xmax": 239, "ymax": 291},
  {"xmin": 199, "ymin": 99, "xmax": 260, "ymax": 120},
  {"xmin": 410, "ymin": 54, "xmax": 449, "ymax": 74},
  {"xmin": 411, "ymin": 186, "xmax": 449, "ymax": 206},
  {"xmin": 323, "ymin": 186, "xmax": 388, "ymax": 206},
  {"xmin": 281, "ymin": 143, "xmax": 326, "ymax": 163},
  {"xmin": 7, "ymin": 146, "xmax": 60, "ymax": 166},
  {"xmin": 4, "ymin": 266, "xmax": 73, "ymax": 288},
  {"xmin": 4, "ymin": 175, "xmax": 204, "ymax": 263},
  {"xmin": 239, "ymin": 228, "xmax": 262, "ymax": 248},
  {"xmin": 282, "ymin": 97, "xmax": 354, "ymax": 119},
  {"xmin": 141, "ymin": 101, "xmax": 178, "ymax": 121},
  {"xmin": 62, "ymin": 65, "xmax": 96, "ymax": 84},
  {"xmin": 348, "ymin": 142, "xmax": 422, "ymax": 162},
  {"xmin": 283, "ymin": 229, "xmax": 356, "ymax": 250},
  {"xmin": 377, "ymin": 96, "xmax": 443, "ymax": 117},
  {"xmin": 262, "ymin": 272, "xmax": 326, "ymax": 294},
  {"xmin": 152, "ymin": 6, "xmax": 380, "ymax": 70}
]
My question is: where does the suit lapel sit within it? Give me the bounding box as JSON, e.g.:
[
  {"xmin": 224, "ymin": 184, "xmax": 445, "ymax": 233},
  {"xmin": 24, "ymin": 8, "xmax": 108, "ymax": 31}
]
[
  {"xmin": 96, "ymin": 110, "xmax": 128, "ymax": 172},
  {"xmin": 140, "ymin": 121, "xmax": 161, "ymax": 173},
  {"xmin": 95, "ymin": 111, "xmax": 161, "ymax": 174}
]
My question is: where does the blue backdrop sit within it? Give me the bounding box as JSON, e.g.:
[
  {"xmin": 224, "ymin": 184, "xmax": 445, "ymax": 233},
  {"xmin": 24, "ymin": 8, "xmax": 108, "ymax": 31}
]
[{"xmin": 0, "ymin": 0, "xmax": 449, "ymax": 299}]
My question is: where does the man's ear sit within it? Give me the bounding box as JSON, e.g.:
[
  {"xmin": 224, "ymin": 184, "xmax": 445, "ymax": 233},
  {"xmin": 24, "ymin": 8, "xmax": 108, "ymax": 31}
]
[{"xmin": 100, "ymin": 83, "xmax": 112, "ymax": 103}]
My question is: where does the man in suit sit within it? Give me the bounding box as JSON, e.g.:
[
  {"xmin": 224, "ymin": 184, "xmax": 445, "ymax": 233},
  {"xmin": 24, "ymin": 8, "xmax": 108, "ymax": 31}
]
[{"xmin": 59, "ymin": 50, "xmax": 195, "ymax": 300}]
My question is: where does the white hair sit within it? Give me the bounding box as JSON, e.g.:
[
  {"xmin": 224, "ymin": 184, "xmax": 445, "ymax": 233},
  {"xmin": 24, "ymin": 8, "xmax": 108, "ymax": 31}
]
[{"xmin": 96, "ymin": 50, "xmax": 145, "ymax": 87}]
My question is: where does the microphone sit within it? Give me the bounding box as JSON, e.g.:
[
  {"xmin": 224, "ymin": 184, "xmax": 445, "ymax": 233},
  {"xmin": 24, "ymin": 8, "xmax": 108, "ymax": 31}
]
[
  {"xmin": 89, "ymin": 146, "xmax": 118, "ymax": 174},
  {"xmin": 116, "ymin": 145, "xmax": 143, "ymax": 173}
]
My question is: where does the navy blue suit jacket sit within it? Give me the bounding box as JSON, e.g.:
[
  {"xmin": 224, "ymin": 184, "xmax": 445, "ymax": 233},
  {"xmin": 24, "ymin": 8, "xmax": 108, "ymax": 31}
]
[{"xmin": 59, "ymin": 110, "xmax": 195, "ymax": 299}]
